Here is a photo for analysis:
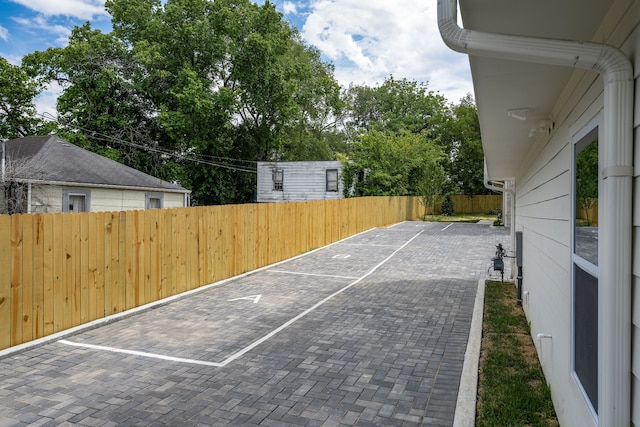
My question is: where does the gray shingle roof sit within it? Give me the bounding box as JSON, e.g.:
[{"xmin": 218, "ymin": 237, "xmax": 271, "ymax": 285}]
[{"xmin": 4, "ymin": 136, "xmax": 188, "ymax": 193}]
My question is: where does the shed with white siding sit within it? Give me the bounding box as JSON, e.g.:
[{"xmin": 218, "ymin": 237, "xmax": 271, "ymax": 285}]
[{"xmin": 256, "ymin": 161, "xmax": 344, "ymax": 203}]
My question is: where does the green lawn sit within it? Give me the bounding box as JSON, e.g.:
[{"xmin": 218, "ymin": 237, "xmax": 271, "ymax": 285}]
[
  {"xmin": 476, "ymin": 281, "xmax": 559, "ymax": 426},
  {"xmin": 420, "ymin": 213, "xmax": 497, "ymax": 223}
]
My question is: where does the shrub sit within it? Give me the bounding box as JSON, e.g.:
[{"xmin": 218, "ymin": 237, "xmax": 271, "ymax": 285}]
[{"xmin": 441, "ymin": 194, "xmax": 455, "ymax": 216}]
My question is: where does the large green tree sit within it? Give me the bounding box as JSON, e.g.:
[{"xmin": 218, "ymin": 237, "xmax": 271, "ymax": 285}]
[
  {"xmin": 22, "ymin": 0, "xmax": 342, "ymax": 205},
  {"xmin": 339, "ymin": 77, "xmax": 487, "ymax": 199},
  {"xmin": 0, "ymin": 57, "xmax": 47, "ymax": 140},
  {"xmin": 442, "ymin": 94, "xmax": 488, "ymax": 196},
  {"xmin": 340, "ymin": 130, "xmax": 444, "ymax": 197},
  {"xmin": 341, "ymin": 76, "xmax": 449, "ymax": 137},
  {"xmin": 22, "ymin": 24, "xmax": 164, "ymax": 175}
]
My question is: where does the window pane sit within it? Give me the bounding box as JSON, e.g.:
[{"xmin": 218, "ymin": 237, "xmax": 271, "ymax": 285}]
[
  {"xmin": 326, "ymin": 169, "xmax": 338, "ymax": 192},
  {"xmin": 575, "ymin": 137, "xmax": 598, "ymax": 265},
  {"xmin": 574, "ymin": 264, "xmax": 598, "ymax": 411},
  {"xmin": 273, "ymin": 169, "xmax": 283, "ymax": 191},
  {"xmin": 69, "ymin": 195, "xmax": 86, "ymax": 212}
]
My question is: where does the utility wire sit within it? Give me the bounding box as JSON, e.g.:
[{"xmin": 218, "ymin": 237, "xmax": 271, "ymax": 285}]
[{"xmin": 38, "ymin": 112, "xmax": 258, "ymax": 174}]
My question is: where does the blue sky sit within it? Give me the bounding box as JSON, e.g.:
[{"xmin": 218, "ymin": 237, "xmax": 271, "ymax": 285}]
[{"xmin": 0, "ymin": 0, "xmax": 474, "ymax": 114}]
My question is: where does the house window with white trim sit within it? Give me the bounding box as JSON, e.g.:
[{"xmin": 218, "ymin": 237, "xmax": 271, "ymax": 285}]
[
  {"xmin": 272, "ymin": 168, "xmax": 283, "ymax": 191},
  {"xmin": 326, "ymin": 169, "xmax": 338, "ymax": 192},
  {"xmin": 63, "ymin": 188, "xmax": 91, "ymax": 213},
  {"xmin": 145, "ymin": 192, "xmax": 163, "ymax": 209},
  {"xmin": 572, "ymin": 119, "xmax": 599, "ymax": 415}
]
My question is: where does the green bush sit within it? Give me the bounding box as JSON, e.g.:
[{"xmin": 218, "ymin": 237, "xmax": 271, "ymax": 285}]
[{"xmin": 440, "ymin": 195, "xmax": 455, "ymax": 216}]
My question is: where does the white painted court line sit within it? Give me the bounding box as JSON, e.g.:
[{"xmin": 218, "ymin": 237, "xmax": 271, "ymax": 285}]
[
  {"xmin": 58, "ymin": 340, "xmax": 224, "ymax": 367},
  {"xmin": 441, "ymin": 223, "xmax": 454, "ymax": 231},
  {"xmin": 59, "ymin": 229, "xmax": 424, "ymax": 368},
  {"xmin": 267, "ymin": 270, "xmax": 359, "ymax": 280}
]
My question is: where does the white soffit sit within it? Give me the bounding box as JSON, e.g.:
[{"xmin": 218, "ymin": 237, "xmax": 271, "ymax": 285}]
[{"xmin": 458, "ymin": 0, "xmax": 615, "ymax": 180}]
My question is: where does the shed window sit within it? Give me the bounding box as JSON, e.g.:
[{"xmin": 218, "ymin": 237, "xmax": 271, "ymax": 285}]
[
  {"xmin": 326, "ymin": 169, "xmax": 339, "ymax": 192},
  {"xmin": 272, "ymin": 169, "xmax": 283, "ymax": 191},
  {"xmin": 63, "ymin": 189, "xmax": 90, "ymax": 213},
  {"xmin": 146, "ymin": 193, "xmax": 164, "ymax": 209}
]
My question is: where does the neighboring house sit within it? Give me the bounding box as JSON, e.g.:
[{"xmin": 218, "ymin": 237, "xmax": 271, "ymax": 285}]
[
  {"xmin": 438, "ymin": 1, "xmax": 638, "ymax": 426},
  {"xmin": 1, "ymin": 136, "xmax": 190, "ymax": 213},
  {"xmin": 256, "ymin": 161, "xmax": 344, "ymax": 202}
]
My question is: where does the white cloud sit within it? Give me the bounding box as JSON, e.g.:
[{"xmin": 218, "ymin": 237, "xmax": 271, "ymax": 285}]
[
  {"xmin": 0, "ymin": 25, "xmax": 8, "ymax": 41},
  {"xmin": 12, "ymin": 16, "xmax": 73, "ymax": 46},
  {"xmin": 35, "ymin": 81, "xmax": 62, "ymax": 119},
  {"xmin": 282, "ymin": 1, "xmax": 298, "ymax": 15},
  {"xmin": 8, "ymin": 0, "xmax": 108, "ymax": 20},
  {"xmin": 300, "ymin": 0, "xmax": 473, "ymax": 103}
]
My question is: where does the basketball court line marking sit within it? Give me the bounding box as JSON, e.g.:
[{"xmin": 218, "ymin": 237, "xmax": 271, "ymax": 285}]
[{"xmin": 59, "ymin": 229, "xmax": 424, "ymax": 367}]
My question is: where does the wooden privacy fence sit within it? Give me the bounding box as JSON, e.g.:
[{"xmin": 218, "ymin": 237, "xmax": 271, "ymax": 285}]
[{"xmin": 0, "ymin": 196, "xmax": 427, "ymax": 350}]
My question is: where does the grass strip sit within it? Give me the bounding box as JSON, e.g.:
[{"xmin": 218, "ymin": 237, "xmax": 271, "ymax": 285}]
[
  {"xmin": 476, "ymin": 281, "xmax": 559, "ymax": 427},
  {"xmin": 421, "ymin": 213, "xmax": 495, "ymax": 223}
]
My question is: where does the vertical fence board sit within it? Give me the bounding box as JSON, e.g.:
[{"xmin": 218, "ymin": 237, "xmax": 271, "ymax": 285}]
[
  {"xmin": 93, "ymin": 212, "xmax": 104, "ymax": 320},
  {"xmin": 159, "ymin": 209, "xmax": 170, "ymax": 299},
  {"xmin": 52, "ymin": 214, "xmax": 64, "ymax": 332},
  {"xmin": 124, "ymin": 211, "xmax": 135, "ymax": 310},
  {"xmin": 31, "ymin": 215, "xmax": 45, "ymax": 340},
  {"xmin": 42, "ymin": 214, "xmax": 53, "ymax": 336},
  {"xmin": 108, "ymin": 214, "xmax": 117, "ymax": 315},
  {"xmin": 117, "ymin": 211, "xmax": 127, "ymax": 314},
  {"xmin": 71, "ymin": 213, "xmax": 81, "ymax": 327},
  {"xmin": 134, "ymin": 210, "xmax": 144, "ymax": 307},
  {"xmin": 188, "ymin": 208, "xmax": 199, "ymax": 289},
  {"xmin": 170, "ymin": 210, "xmax": 179, "ymax": 296},
  {"xmin": 0, "ymin": 216, "xmax": 11, "ymax": 349},
  {"xmin": 11, "ymin": 215, "xmax": 23, "ymax": 346},
  {"xmin": 21, "ymin": 215, "xmax": 33, "ymax": 343},
  {"xmin": 175, "ymin": 209, "xmax": 186, "ymax": 294},
  {"xmin": 196, "ymin": 208, "xmax": 207, "ymax": 286},
  {"xmin": 62, "ymin": 213, "xmax": 74, "ymax": 329},
  {"xmin": 80, "ymin": 213, "xmax": 90, "ymax": 324},
  {"xmin": 143, "ymin": 209, "xmax": 153, "ymax": 304}
]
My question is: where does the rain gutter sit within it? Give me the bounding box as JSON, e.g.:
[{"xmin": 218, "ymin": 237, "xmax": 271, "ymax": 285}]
[{"xmin": 438, "ymin": 0, "xmax": 633, "ymax": 425}]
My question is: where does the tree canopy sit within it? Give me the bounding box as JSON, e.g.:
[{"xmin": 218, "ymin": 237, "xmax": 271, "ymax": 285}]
[
  {"xmin": 338, "ymin": 77, "xmax": 486, "ymax": 201},
  {"xmin": 3, "ymin": 1, "xmax": 487, "ymax": 205}
]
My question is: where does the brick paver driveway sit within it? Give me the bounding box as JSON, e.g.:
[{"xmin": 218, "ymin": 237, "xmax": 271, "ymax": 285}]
[{"xmin": 0, "ymin": 221, "xmax": 508, "ymax": 426}]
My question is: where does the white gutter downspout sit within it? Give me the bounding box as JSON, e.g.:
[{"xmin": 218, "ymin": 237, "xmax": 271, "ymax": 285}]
[{"xmin": 438, "ymin": 1, "xmax": 633, "ymax": 425}]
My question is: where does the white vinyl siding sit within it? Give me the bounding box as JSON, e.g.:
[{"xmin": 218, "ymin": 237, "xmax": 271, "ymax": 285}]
[
  {"xmin": 257, "ymin": 161, "xmax": 344, "ymax": 202},
  {"xmin": 21, "ymin": 185, "xmax": 187, "ymax": 212},
  {"xmin": 515, "ymin": 74, "xmax": 604, "ymax": 426}
]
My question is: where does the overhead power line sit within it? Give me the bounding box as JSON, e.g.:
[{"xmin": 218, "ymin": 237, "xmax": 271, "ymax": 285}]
[{"xmin": 38, "ymin": 112, "xmax": 258, "ymax": 174}]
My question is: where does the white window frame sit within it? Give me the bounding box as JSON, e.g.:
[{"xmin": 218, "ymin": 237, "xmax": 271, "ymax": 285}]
[
  {"xmin": 63, "ymin": 188, "xmax": 91, "ymax": 213},
  {"xmin": 570, "ymin": 114, "xmax": 601, "ymax": 420}
]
